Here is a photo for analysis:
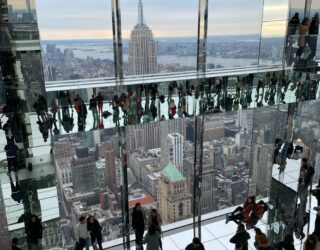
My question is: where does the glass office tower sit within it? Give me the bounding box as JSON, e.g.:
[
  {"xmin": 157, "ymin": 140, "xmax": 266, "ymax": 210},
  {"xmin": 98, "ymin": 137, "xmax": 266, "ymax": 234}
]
[{"xmin": 0, "ymin": 0, "xmax": 320, "ymax": 249}]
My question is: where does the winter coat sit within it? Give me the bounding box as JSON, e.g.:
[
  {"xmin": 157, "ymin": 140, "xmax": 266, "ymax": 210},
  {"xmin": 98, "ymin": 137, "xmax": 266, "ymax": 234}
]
[
  {"xmin": 143, "ymin": 231, "xmax": 160, "ymax": 250},
  {"xmin": 75, "ymin": 223, "xmax": 89, "ymax": 241},
  {"xmin": 4, "ymin": 143, "xmax": 19, "ymax": 158},
  {"xmin": 243, "ymin": 202, "xmax": 256, "ymax": 222},
  {"xmin": 132, "ymin": 208, "xmax": 145, "ymax": 231},
  {"xmin": 87, "ymin": 219, "xmax": 102, "ymax": 237},
  {"xmin": 255, "ymin": 233, "xmax": 269, "ymax": 248},
  {"xmin": 298, "ymin": 24, "xmax": 309, "ymax": 47},
  {"xmin": 185, "ymin": 242, "xmax": 205, "ymax": 250},
  {"xmin": 309, "ymin": 17, "xmax": 319, "ymax": 35},
  {"xmin": 253, "ymin": 204, "xmax": 265, "ymax": 219},
  {"xmin": 230, "ymin": 230, "xmax": 251, "ymax": 250},
  {"xmin": 277, "ymin": 241, "xmax": 295, "ymax": 250},
  {"xmin": 303, "ymin": 240, "xmax": 320, "ymax": 250},
  {"xmin": 148, "ymin": 213, "xmax": 162, "ymax": 232},
  {"xmin": 26, "ymin": 219, "xmax": 43, "ymax": 244}
]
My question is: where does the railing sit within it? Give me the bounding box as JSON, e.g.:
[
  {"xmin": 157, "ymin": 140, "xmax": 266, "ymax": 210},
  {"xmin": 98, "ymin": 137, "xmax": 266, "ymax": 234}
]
[{"xmin": 45, "ymin": 64, "xmax": 294, "ymax": 92}]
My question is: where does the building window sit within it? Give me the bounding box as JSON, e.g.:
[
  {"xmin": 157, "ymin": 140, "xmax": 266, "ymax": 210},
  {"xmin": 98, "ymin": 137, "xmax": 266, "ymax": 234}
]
[{"xmin": 179, "ymin": 202, "xmax": 183, "ymax": 217}]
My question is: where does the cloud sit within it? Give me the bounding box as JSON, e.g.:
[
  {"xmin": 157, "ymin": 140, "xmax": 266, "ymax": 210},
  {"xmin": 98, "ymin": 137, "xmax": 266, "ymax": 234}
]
[
  {"xmin": 39, "ymin": 29, "xmax": 113, "ymax": 40},
  {"xmin": 35, "ymin": 0, "xmax": 287, "ymax": 40}
]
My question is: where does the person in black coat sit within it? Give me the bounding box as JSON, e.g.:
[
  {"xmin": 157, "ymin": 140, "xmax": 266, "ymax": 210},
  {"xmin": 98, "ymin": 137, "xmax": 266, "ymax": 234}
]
[
  {"xmin": 132, "ymin": 202, "xmax": 145, "ymax": 247},
  {"xmin": 230, "ymin": 224, "xmax": 250, "ymax": 250},
  {"xmin": 4, "ymin": 139, "xmax": 19, "ymax": 173},
  {"xmin": 26, "ymin": 214, "xmax": 43, "ymax": 250},
  {"xmin": 276, "ymin": 234, "xmax": 295, "ymax": 250},
  {"xmin": 185, "ymin": 237, "xmax": 205, "ymax": 250},
  {"xmin": 11, "ymin": 238, "xmax": 22, "ymax": 250},
  {"xmin": 87, "ymin": 215, "xmax": 103, "ymax": 250},
  {"xmin": 311, "ymin": 179, "xmax": 320, "ymax": 207}
]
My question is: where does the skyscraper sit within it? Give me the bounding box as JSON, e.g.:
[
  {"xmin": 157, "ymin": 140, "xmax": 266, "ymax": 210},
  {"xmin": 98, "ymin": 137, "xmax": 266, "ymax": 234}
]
[
  {"xmin": 158, "ymin": 163, "xmax": 191, "ymax": 224},
  {"xmin": 128, "ymin": 0, "xmax": 158, "ymax": 75},
  {"xmin": 126, "ymin": 121, "xmax": 161, "ymax": 151},
  {"xmin": 163, "ymin": 133, "xmax": 184, "ymax": 172},
  {"xmin": 71, "ymin": 146, "xmax": 97, "ymax": 194},
  {"xmin": 101, "ymin": 143, "xmax": 117, "ymax": 194},
  {"xmin": 160, "ymin": 119, "xmax": 186, "ymax": 167}
]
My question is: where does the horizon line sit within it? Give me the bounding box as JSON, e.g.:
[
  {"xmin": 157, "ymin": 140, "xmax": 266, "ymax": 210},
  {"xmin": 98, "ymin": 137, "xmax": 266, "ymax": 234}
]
[{"xmin": 40, "ymin": 33, "xmax": 262, "ymax": 42}]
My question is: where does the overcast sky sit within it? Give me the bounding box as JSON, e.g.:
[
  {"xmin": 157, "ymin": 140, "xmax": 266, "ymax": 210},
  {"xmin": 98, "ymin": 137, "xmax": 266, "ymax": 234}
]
[{"xmin": 33, "ymin": 0, "xmax": 291, "ymax": 40}]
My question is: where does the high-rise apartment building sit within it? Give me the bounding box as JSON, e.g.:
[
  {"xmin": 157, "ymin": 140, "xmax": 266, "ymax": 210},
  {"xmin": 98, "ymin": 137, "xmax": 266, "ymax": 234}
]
[
  {"xmin": 53, "ymin": 139, "xmax": 73, "ymax": 159},
  {"xmin": 160, "ymin": 119, "xmax": 186, "ymax": 167},
  {"xmin": 203, "ymin": 118, "xmax": 225, "ymax": 141},
  {"xmin": 101, "ymin": 143, "xmax": 117, "ymax": 194},
  {"xmin": 163, "ymin": 133, "xmax": 184, "ymax": 172},
  {"xmin": 126, "ymin": 121, "xmax": 161, "ymax": 151},
  {"xmin": 158, "ymin": 163, "xmax": 191, "ymax": 224},
  {"xmin": 128, "ymin": 0, "xmax": 158, "ymax": 75},
  {"xmin": 71, "ymin": 146, "xmax": 97, "ymax": 193}
]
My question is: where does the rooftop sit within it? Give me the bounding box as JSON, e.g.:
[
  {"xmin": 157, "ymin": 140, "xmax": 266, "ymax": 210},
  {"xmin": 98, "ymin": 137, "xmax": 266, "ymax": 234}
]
[
  {"xmin": 128, "ymin": 191, "xmax": 155, "ymax": 208},
  {"xmin": 162, "ymin": 163, "xmax": 186, "ymax": 182}
]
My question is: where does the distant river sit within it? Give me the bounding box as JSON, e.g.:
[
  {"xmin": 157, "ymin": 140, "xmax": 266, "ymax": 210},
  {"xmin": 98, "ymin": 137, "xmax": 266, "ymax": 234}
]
[{"xmin": 53, "ymin": 44, "xmax": 274, "ymax": 68}]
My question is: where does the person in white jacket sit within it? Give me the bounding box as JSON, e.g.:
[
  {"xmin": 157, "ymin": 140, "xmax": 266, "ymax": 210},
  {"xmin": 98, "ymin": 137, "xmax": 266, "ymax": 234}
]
[{"xmin": 75, "ymin": 216, "xmax": 90, "ymax": 250}]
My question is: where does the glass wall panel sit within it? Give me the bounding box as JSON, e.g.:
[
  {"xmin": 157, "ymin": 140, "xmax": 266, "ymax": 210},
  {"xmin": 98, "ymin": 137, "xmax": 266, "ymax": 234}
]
[
  {"xmin": 52, "ymin": 128, "xmax": 124, "ymax": 247},
  {"xmin": 199, "ymin": 109, "xmax": 254, "ymax": 215},
  {"xmin": 207, "ymin": 0, "xmax": 263, "ymax": 69},
  {"xmin": 41, "ymin": 68, "xmax": 320, "ymax": 136},
  {"xmin": 121, "ymin": 0, "xmax": 198, "ymax": 77},
  {"xmin": 263, "ymin": 0, "xmax": 289, "ymax": 21},
  {"xmin": 268, "ymin": 100, "xmax": 320, "ymax": 245},
  {"xmin": 0, "ymin": 156, "xmax": 60, "ymax": 249},
  {"xmin": 290, "ymin": 0, "xmax": 306, "ymax": 19},
  {"xmin": 310, "ymin": 0, "xmax": 320, "ymax": 61},
  {"xmin": 35, "ymin": 0, "xmax": 115, "ymax": 81},
  {"xmin": 44, "ymin": 79, "xmax": 200, "ymax": 134},
  {"xmin": 259, "ymin": 21, "xmax": 287, "ymax": 66},
  {"xmin": 250, "ymin": 106, "xmax": 287, "ymax": 199},
  {"xmin": 7, "ymin": 0, "xmax": 39, "ymax": 41},
  {"xmin": 126, "ymin": 118, "xmax": 193, "ymax": 227}
]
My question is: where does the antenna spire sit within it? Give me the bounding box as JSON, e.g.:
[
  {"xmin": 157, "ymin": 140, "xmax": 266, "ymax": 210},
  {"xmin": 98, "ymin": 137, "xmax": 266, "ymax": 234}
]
[{"xmin": 138, "ymin": 0, "xmax": 144, "ymax": 25}]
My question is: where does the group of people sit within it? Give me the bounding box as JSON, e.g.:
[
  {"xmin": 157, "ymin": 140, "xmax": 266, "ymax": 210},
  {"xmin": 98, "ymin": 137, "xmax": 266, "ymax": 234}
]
[
  {"xmin": 132, "ymin": 203, "xmax": 206, "ymax": 250},
  {"xmin": 294, "ymin": 158, "xmax": 315, "ymax": 239},
  {"xmin": 75, "ymin": 215, "xmax": 103, "ymax": 250},
  {"xmin": 132, "ymin": 204, "xmax": 163, "ymax": 250},
  {"xmin": 287, "ymin": 12, "xmax": 319, "ymax": 66},
  {"xmin": 8, "ymin": 216, "xmax": 43, "ymax": 249},
  {"xmin": 230, "ymin": 225, "xmax": 319, "ymax": 250},
  {"xmin": 7, "ymin": 214, "xmax": 44, "ymax": 250},
  {"xmin": 1, "ymin": 70, "xmax": 314, "ymax": 138},
  {"xmin": 226, "ymin": 196, "xmax": 269, "ymax": 230}
]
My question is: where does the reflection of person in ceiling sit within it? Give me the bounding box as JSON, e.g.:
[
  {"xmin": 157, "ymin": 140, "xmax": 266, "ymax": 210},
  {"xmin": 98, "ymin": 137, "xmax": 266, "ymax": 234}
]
[
  {"xmin": 98, "ymin": 118, "xmax": 104, "ymax": 129},
  {"xmin": 50, "ymin": 98, "xmax": 58, "ymax": 121},
  {"xmin": 296, "ymin": 18, "xmax": 309, "ymax": 60},
  {"xmin": 150, "ymin": 99, "xmax": 157, "ymax": 120},
  {"xmin": 59, "ymin": 107, "xmax": 74, "ymax": 133},
  {"xmin": 9, "ymin": 173, "xmax": 23, "ymax": 203},
  {"xmin": 74, "ymin": 95, "xmax": 87, "ymax": 132},
  {"xmin": 58, "ymin": 91, "xmax": 72, "ymax": 116},
  {"xmin": 4, "ymin": 139, "xmax": 19, "ymax": 173},
  {"xmin": 26, "ymin": 214, "xmax": 43, "ymax": 250},
  {"xmin": 33, "ymin": 93, "xmax": 48, "ymax": 123},
  {"xmin": 306, "ymin": 13, "xmax": 319, "ymax": 61},
  {"xmin": 3, "ymin": 118, "xmax": 14, "ymax": 142},
  {"xmin": 36, "ymin": 117, "xmax": 49, "ymax": 142}
]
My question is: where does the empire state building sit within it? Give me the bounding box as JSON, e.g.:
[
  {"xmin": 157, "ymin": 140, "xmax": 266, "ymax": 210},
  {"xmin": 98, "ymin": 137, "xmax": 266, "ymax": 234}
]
[{"xmin": 128, "ymin": 0, "xmax": 158, "ymax": 75}]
